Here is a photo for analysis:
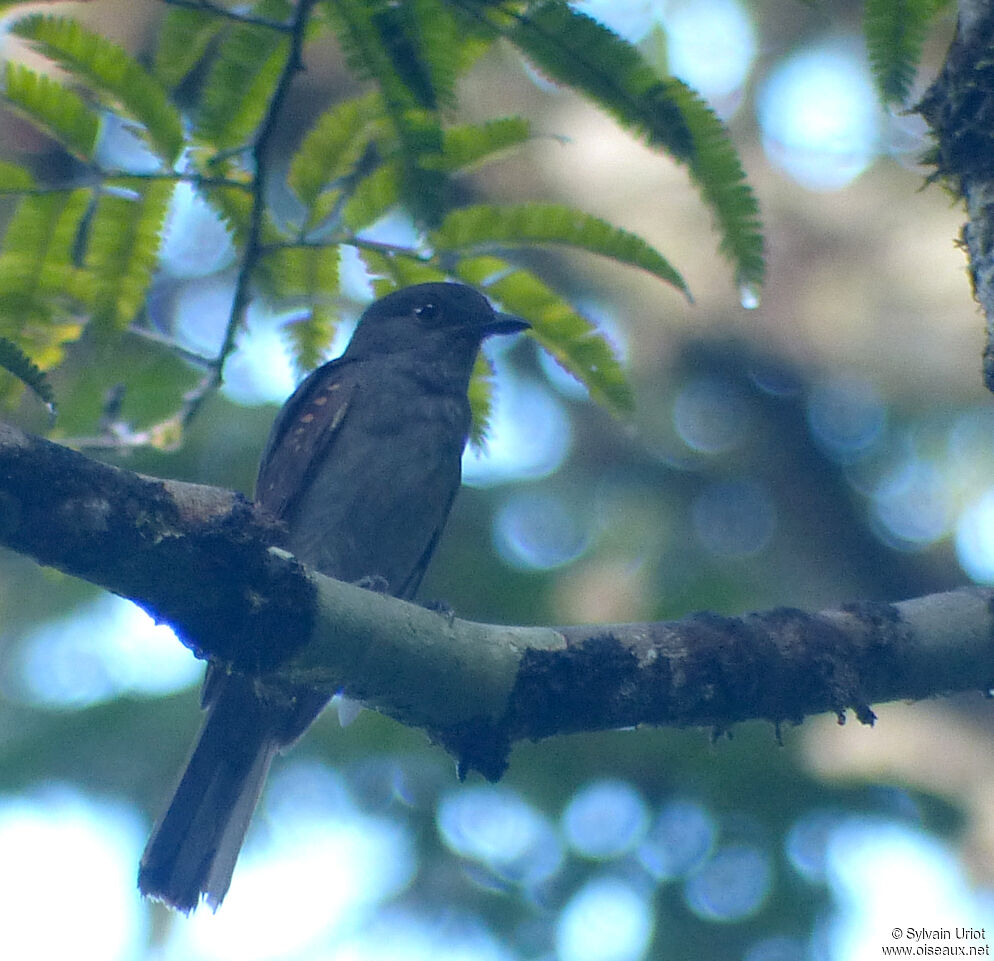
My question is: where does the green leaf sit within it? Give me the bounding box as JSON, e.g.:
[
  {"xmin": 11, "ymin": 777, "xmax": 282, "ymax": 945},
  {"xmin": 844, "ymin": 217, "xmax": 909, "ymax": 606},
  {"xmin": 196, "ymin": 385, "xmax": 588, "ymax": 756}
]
[
  {"xmin": 509, "ymin": 3, "xmax": 691, "ymax": 155},
  {"xmin": 10, "ymin": 15, "xmax": 185, "ymax": 164},
  {"xmin": 0, "ymin": 251, "xmax": 94, "ymax": 313},
  {"xmin": 1, "ymin": 189, "xmax": 93, "ymax": 300},
  {"xmin": 200, "ymin": 182, "xmax": 254, "ymax": 246},
  {"xmin": 341, "ymin": 161, "xmax": 402, "ymax": 231},
  {"xmin": 281, "ymin": 309, "xmax": 335, "ymax": 377},
  {"xmin": 459, "ymin": 257, "xmax": 633, "ymax": 416},
  {"xmin": 392, "ymin": 108, "xmax": 448, "ymax": 224},
  {"xmin": 453, "ymin": 254, "xmax": 513, "ymax": 288},
  {"xmin": 386, "ymin": 0, "xmax": 460, "ymax": 111},
  {"xmin": 659, "ymin": 80, "xmax": 764, "ymax": 287},
  {"xmin": 86, "ymin": 180, "xmax": 172, "ymax": 329},
  {"xmin": 155, "ymin": 7, "xmax": 224, "ymax": 89},
  {"xmin": 1, "ymin": 191, "xmax": 84, "ymax": 269},
  {"xmin": 326, "ymin": 0, "xmax": 448, "ymax": 223},
  {"xmin": 0, "ymin": 161, "xmax": 34, "ymax": 191},
  {"xmin": 258, "ymin": 242, "xmax": 343, "ymax": 372},
  {"xmin": 357, "ymin": 246, "xmax": 446, "ymax": 294},
  {"xmin": 508, "ymin": 2, "xmax": 763, "ymax": 288},
  {"xmin": 466, "ymin": 351, "xmax": 497, "ymax": 447},
  {"xmin": 340, "ymin": 118, "xmax": 532, "ymax": 234},
  {"xmin": 865, "ymin": 0, "xmax": 947, "ymax": 105},
  {"xmin": 0, "ymin": 336, "xmax": 56, "ymax": 411},
  {"xmin": 260, "ymin": 244, "xmax": 340, "ymax": 301},
  {"xmin": 433, "ymin": 203, "xmax": 688, "ymax": 295},
  {"xmin": 0, "ymin": 190, "xmax": 92, "ymax": 369},
  {"xmin": 0, "ymin": 249, "xmax": 89, "ymax": 371},
  {"xmin": 429, "ymin": 117, "xmax": 532, "ymax": 172},
  {"xmin": 197, "ymin": 24, "xmax": 289, "ymax": 148},
  {"xmin": 328, "ymin": 0, "xmax": 447, "ymax": 112},
  {"xmin": 4, "ymin": 63, "xmax": 99, "ymax": 160},
  {"xmin": 288, "ymin": 92, "xmax": 382, "ymax": 213},
  {"xmin": 257, "ymin": 237, "xmax": 338, "ymax": 296}
]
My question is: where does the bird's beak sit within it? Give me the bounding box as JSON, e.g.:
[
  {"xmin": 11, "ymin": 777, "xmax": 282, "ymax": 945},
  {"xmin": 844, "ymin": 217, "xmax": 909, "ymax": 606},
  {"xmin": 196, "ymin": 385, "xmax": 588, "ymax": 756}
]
[{"xmin": 484, "ymin": 312, "xmax": 530, "ymax": 337}]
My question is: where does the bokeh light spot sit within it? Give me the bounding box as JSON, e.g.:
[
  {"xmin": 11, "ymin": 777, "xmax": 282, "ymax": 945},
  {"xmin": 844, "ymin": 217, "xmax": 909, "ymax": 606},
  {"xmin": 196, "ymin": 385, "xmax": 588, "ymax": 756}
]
[
  {"xmin": 666, "ymin": 0, "xmax": 756, "ymax": 103},
  {"xmin": 807, "ymin": 375, "xmax": 886, "ymax": 463},
  {"xmin": 745, "ymin": 935, "xmax": 809, "ymax": 961},
  {"xmin": 14, "ymin": 594, "xmax": 199, "ymax": 708},
  {"xmin": 871, "ymin": 458, "xmax": 953, "ymax": 550},
  {"xmin": 785, "ymin": 809, "xmax": 843, "ymax": 883},
  {"xmin": 160, "ymin": 180, "xmax": 236, "ymax": 278},
  {"xmin": 0, "ymin": 788, "xmax": 145, "ymax": 961},
  {"xmin": 494, "ymin": 490, "xmax": 591, "ymax": 570},
  {"xmin": 562, "ymin": 780, "xmax": 649, "ymax": 859},
  {"xmin": 556, "ymin": 876, "xmax": 654, "ymax": 961},
  {"xmin": 572, "ymin": 0, "xmax": 660, "ymax": 44},
  {"xmin": 826, "ymin": 818, "xmax": 992, "ymax": 961},
  {"xmin": 222, "ymin": 306, "xmax": 307, "ymax": 406},
  {"xmin": 179, "ymin": 804, "xmax": 415, "ymax": 961},
  {"xmin": 955, "ymin": 488, "xmax": 994, "ymax": 583},
  {"xmin": 438, "ymin": 785, "xmax": 562, "ymax": 885},
  {"xmin": 332, "ymin": 908, "xmax": 515, "ymax": 961},
  {"xmin": 758, "ymin": 41, "xmax": 879, "ymax": 190},
  {"xmin": 638, "ymin": 799, "xmax": 716, "ymax": 880},
  {"xmin": 691, "ymin": 479, "xmax": 776, "ymax": 558},
  {"xmin": 673, "ymin": 376, "xmax": 751, "ymax": 454},
  {"xmin": 94, "ymin": 112, "xmax": 162, "ymax": 174},
  {"xmin": 685, "ymin": 844, "xmax": 773, "ymax": 922},
  {"xmin": 464, "ymin": 376, "xmax": 572, "ymax": 486}
]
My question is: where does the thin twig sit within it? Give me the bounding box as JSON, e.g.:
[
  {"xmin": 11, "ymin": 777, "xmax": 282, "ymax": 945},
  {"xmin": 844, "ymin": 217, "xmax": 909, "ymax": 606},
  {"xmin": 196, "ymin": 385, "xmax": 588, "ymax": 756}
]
[
  {"xmin": 160, "ymin": 0, "xmax": 295, "ymax": 32},
  {"xmin": 129, "ymin": 325, "xmax": 217, "ymax": 367},
  {"xmin": 0, "ymin": 171, "xmax": 250, "ymax": 198},
  {"xmin": 178, "ymin": 0, "xmax": 321, "ymax": 428},
  {"xmin": 347, "ymin": 237, "xmax": 433, "ymax": 260},
  {"xmin": 60, "ymin": 415, "xmax": 184, "ymax": 453},
  {"xmin": 259, "ymin": 236, "xmax": 430, "ymax": 261}
]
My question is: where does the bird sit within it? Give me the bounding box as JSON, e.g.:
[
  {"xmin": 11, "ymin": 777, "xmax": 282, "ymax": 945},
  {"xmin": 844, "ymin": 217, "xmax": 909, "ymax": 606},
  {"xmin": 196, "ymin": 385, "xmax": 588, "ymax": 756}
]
[{"xmin": 138, "ymin": 281, "xmax": 528, "ymax": 913}]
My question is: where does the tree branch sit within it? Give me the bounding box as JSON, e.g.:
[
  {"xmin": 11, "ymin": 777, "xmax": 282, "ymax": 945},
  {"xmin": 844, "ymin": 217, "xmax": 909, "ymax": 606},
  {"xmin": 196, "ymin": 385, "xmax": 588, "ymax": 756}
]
[
  {"xmin": 3, "ymin": 422, "xmax": 993, "ymax": 779},
  {"xmin": 918, "ymin": 4, "xmax": 994, "ymax": 391}
]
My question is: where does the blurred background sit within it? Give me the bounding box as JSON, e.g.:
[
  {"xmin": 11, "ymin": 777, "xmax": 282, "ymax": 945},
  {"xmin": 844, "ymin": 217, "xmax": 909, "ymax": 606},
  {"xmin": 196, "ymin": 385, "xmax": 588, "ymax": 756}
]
[{"xmin": 2, "ymin": 1, "xmax": 994, "ymax": 959}]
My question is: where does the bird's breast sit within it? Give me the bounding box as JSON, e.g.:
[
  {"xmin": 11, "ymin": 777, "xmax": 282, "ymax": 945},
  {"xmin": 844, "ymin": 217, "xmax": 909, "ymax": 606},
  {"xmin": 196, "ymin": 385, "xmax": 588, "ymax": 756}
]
[{"xmin": 281, "ymin": 371, "xmax": 471, "ymax": 594}]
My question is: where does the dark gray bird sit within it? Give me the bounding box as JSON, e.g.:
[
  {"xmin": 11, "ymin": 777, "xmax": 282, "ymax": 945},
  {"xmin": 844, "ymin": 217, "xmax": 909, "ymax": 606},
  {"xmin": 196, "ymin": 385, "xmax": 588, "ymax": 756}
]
[{"xmin": 138, "ymin": 282, "xmax": 527, "ymax": 912}]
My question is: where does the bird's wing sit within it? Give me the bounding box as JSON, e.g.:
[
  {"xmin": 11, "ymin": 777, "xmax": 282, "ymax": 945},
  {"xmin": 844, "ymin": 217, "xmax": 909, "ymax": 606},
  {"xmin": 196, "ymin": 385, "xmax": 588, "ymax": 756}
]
[
  {"xmin": 395, "ymin": 485, "xmax": 459, "ymax": 601},
  {"xmin": 255, "ymin": 358, "xmax": 359, "ymax": 521}
]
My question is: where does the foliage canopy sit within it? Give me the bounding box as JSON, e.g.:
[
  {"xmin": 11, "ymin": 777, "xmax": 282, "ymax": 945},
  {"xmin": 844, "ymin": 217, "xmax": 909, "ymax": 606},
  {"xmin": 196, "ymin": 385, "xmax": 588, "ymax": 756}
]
[{"xmin": 0, "ymin": 0, "xmax": 770, "ymax": 441}]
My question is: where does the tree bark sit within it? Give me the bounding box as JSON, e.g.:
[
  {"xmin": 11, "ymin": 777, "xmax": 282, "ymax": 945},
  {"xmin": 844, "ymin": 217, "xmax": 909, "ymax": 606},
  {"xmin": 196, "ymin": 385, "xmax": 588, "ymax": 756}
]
[
  {"xmin": 3, "ymin": 421, "xmax": 993, "ymax": 779},
  {"xmin": 918, "ymin": 3, "xmax": 994, "ymax": 390}
]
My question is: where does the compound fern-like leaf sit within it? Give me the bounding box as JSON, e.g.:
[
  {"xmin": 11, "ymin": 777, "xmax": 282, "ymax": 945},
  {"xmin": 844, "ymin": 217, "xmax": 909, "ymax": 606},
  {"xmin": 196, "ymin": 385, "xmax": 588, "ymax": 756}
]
[
  {"xmin": 458, "ymin": 255, "xmax": 632, "ymax": 416},
  {"xmin": 0, "ymin": 336, "xmax": 56, "ymax": 411},
  {"xmin": 507, "ymin": 2, "xmax": 763, "ymax": 288},
  {"xmin": 433, "ymin": 203, "xmax": 688, "ymax": 295},
  {"xmin": 288, "ymin": 92, "xmax": 382, "ymax": 215},
  {"xmin": 11, "ymin": 14, "xmax": 184, "ymax": 164},
  {"xmin": 4, "ymin": 63, "xmax": 99, "ymax": 161},
  {"xmin": 86, "ymin": 180, "xmax": 172, "ymax": 329},
  {"xmin": 864, "ymin": 0, "xmax": 948, "ymax": 105},
  {"xmin": 197, "ymin": 23, "xmax": 289, "ymax": 149}
]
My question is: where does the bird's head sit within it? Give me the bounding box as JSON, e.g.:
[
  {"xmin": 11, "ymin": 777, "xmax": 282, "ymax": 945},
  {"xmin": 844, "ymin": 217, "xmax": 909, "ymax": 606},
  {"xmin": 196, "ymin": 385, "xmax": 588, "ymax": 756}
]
[{"xmin": 342, "ymin": 282, "xmax": 529, "ymax": 360}]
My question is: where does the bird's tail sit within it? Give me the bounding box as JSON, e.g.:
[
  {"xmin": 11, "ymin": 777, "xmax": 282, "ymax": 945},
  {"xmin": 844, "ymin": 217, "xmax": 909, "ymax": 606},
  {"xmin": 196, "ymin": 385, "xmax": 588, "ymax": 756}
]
[{"xmin": 138, "ymin": 677, "xmax": 279, "ymax": 914}]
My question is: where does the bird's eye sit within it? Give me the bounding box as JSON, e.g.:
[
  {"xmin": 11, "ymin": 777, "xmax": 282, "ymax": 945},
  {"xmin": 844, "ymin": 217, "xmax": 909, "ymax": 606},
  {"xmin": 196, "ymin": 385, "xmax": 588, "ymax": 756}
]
[{"xmin": 414, "ymin": 302, "xmax": 439, "ymax": 320}]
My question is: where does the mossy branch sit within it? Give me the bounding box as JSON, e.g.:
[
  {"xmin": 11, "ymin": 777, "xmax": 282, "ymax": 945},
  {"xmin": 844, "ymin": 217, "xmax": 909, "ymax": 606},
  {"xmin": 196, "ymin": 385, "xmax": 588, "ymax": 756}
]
[{"xmin": 0, "ymin": 421, "xmax": 991, "ymax": 779}]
